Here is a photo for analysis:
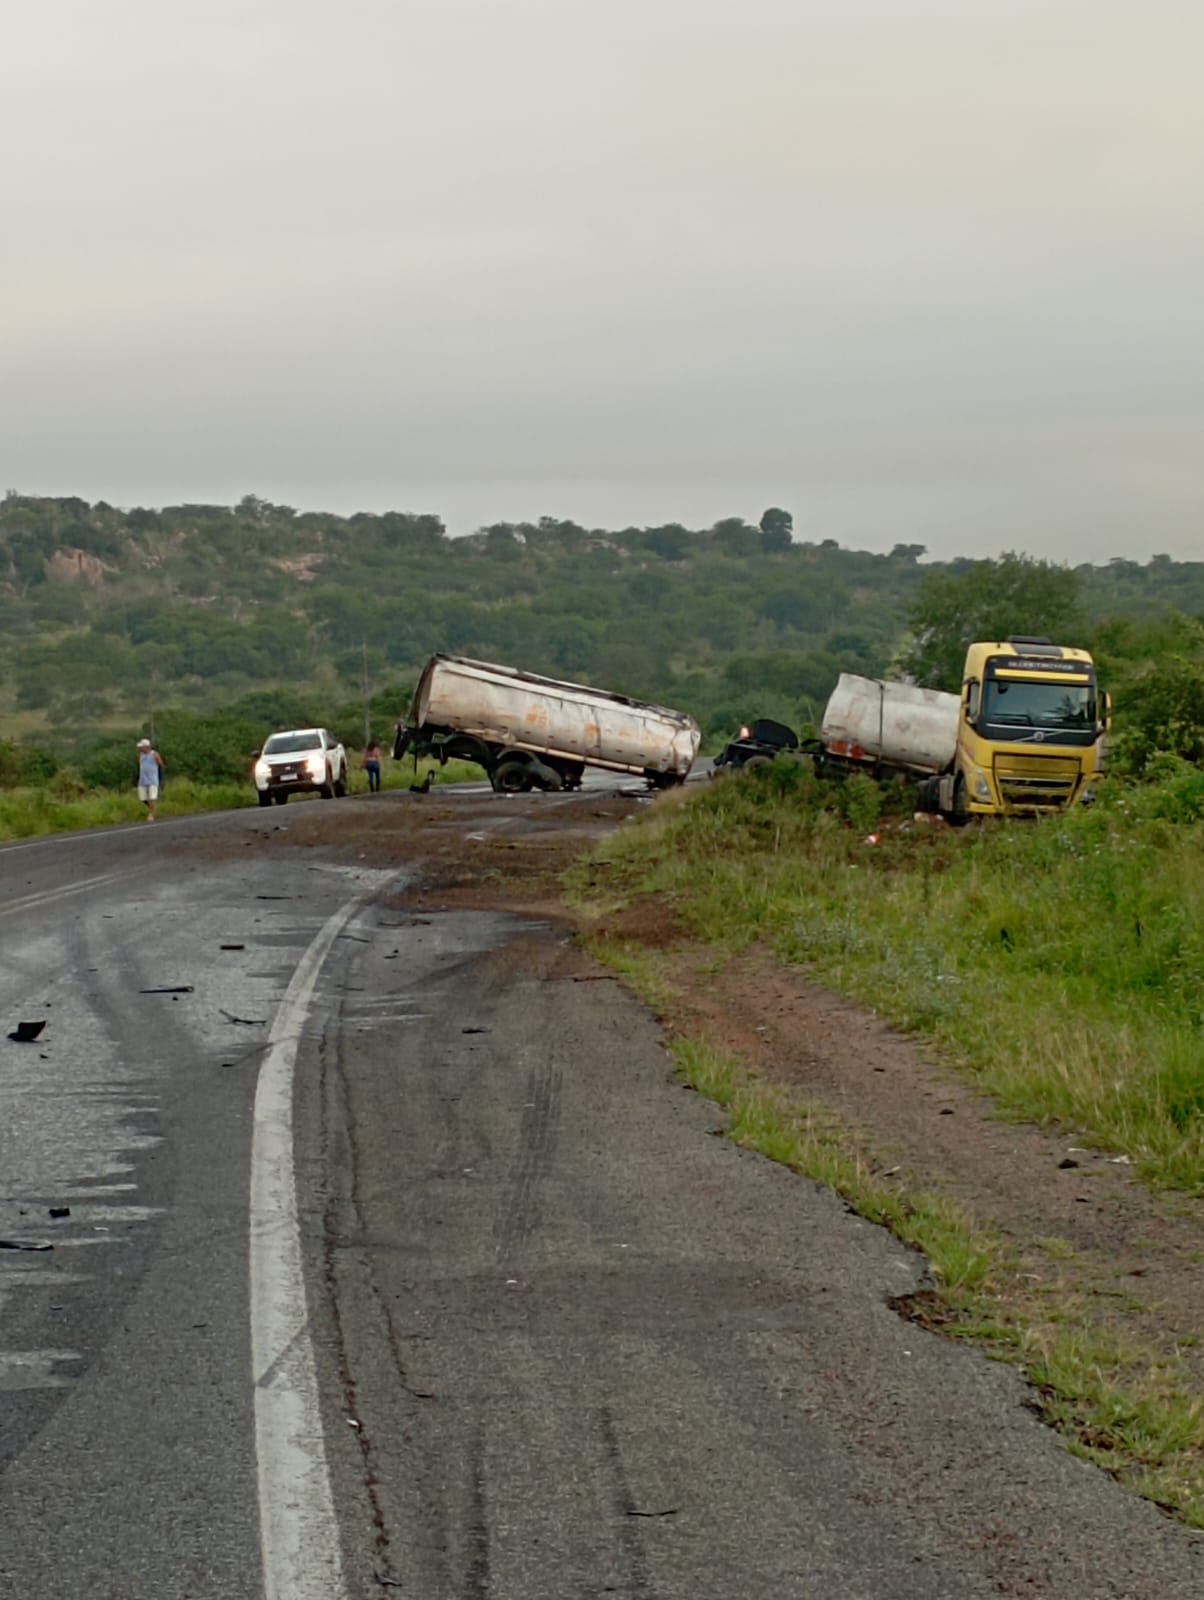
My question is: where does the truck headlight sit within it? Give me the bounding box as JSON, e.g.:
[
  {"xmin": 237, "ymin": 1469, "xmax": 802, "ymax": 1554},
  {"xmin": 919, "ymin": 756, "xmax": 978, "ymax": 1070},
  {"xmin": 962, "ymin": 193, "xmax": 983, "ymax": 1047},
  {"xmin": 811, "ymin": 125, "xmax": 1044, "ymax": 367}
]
[
  {"xmin": 306, "ymin": 754, "xmax": 325, "ymax": 776},
  {"xmin": 254, "ymin": 759, "xmax": 270, "ymax": 782},
  {"xmin": 973, "ymin": 768, "xmax": 992, "ymax": 801}
]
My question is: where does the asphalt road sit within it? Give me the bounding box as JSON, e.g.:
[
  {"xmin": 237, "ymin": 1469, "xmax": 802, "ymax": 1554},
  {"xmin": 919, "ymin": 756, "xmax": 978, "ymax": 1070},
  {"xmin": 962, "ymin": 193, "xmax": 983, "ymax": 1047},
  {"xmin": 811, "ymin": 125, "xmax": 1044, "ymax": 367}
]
[{"xmin": 1, "ymin": 793, "xmax": 1202, "ymax": 1599}]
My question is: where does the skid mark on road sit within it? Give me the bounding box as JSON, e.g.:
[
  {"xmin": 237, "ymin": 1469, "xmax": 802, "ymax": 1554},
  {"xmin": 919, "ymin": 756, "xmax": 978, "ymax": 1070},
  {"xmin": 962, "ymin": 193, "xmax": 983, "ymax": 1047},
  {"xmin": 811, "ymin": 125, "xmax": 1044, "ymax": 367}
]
[
  {"xmin": 494, "ymin": 1063, "xmax": 562, "ymax": 1266},
  {"xmin": 597, "ymin": 1406, "xmax": 656, "ymax": 1598},
  {"xmin": 0, "ymin": 872, "xmax": 120, "ymax": 919}
]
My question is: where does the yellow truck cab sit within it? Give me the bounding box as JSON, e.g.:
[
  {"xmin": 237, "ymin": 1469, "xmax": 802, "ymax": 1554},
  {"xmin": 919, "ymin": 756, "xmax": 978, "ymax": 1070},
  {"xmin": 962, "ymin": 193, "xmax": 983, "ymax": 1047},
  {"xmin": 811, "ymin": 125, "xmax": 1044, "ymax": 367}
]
[{"xmin": 953, "ymin": 638, "xmax": 1109, "ymax": 817}]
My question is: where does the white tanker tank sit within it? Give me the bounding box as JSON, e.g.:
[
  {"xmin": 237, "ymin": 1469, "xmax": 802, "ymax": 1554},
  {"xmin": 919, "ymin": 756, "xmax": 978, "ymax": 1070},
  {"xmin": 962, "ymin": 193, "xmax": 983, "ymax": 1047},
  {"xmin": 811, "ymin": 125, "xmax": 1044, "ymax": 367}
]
[
  {"xmin": 820, "ymin": 674, "xmax": 960, "ymax": 777},
  {"xmin": 395, "ymin": 654, "xmax": 701, "ymax": 792}
]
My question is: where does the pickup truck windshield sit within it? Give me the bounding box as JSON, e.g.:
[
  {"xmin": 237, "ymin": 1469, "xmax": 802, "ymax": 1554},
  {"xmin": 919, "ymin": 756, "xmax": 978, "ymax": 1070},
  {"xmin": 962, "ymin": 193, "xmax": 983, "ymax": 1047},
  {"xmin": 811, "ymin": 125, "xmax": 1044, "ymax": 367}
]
[
  {"xmin": 263, "ymin": 732, "xmax": 321, "ymax": 754},
  {"xmin": 982, "ymin": 680, "xmax": 1094, "ymax": 731}
]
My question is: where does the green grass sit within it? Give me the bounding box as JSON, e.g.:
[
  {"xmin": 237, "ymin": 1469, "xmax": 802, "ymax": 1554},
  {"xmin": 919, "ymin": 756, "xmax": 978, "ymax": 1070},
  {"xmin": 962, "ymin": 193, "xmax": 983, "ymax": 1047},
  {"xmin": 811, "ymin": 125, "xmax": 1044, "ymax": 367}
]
[
  {"xmin": 572, "ymin": 768, "xmax": 1204, "ymax": 1524},
  {"xmin": 0, "ymin": 778, "xmax": 253, "ymax": 838},
  {"xmin": 575, "ymin": 765, "xmax": 1204, "ymax": 1193},
  {"xmin": 0, "ymin": 756, "xmax": 482, "ymax": 840}
]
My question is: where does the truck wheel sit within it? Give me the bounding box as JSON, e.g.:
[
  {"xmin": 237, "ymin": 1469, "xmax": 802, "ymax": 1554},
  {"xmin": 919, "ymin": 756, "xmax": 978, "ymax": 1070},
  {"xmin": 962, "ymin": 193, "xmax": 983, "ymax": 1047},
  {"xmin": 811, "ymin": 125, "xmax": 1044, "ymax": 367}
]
[
  {"xmin": 952, "ymin": 776, "xmax": 969, "ymax": 824},
  {"xmin": 257, "ymin": 791, "xmax": 272, "ymax": 808},
  {"xmin": 492, "ymin": 755, "xmax": 530, "ymax": 793},
  {"xmin": 527, "ymin": 758, "xmax": 563, "ymax": 792},
  {"xmin": 319, "ymin": 767, "xmax": 335, "ymax": 799},
  {"xmin": 273, "ymin": 791, "xmax": 288, "ymax": 805},
  {"xmin": 743, "ymin": 755, "xmax": 773, "ymax": 773},
  {"xmin": 334, "ymin": 772, "xmax": 347, "ymax": 797}
]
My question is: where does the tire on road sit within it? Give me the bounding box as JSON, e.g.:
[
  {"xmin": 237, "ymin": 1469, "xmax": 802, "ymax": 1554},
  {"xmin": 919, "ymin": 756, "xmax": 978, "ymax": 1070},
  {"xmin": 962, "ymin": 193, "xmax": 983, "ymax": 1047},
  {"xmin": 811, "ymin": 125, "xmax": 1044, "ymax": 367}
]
[
  {"xmin": 257, "ymin": 791, "xmax": 272, "ymax": 808},
  {"xmin": 491, "ymin": 755, "xmax": 531, "ymax": 794}
]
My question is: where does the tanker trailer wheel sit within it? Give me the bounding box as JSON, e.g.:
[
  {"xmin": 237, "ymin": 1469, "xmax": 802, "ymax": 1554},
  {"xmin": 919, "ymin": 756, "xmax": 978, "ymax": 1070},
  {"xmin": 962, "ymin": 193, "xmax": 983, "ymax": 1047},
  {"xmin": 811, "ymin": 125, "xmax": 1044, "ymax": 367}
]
[
  {"xmin": 526, "ymin": 758, "xmax": 563, "ymax": 792},
  {"xmin": 492, "ymin": 754, "xmax": 531, "ymax": 793},
  {"xmin": 742, "ymin": 755, "xmax": 773, "ymax": 774}
]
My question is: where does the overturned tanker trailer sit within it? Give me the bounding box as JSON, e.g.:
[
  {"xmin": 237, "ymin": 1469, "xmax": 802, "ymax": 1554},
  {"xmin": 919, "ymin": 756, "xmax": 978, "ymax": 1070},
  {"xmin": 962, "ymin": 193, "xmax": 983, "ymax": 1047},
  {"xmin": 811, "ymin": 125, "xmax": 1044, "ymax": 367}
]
[{"xmin": 393, "ymin": 654, "xmax": 701, "ymax": 793}]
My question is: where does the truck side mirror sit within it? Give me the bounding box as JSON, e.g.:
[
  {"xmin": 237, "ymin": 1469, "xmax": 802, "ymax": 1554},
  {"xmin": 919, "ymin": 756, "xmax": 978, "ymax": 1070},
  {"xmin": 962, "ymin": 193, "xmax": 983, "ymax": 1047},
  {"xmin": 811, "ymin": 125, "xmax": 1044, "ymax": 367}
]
[{"xmin": 1101, "ymin": 690, "xmax": 1113, "ymax": 731}]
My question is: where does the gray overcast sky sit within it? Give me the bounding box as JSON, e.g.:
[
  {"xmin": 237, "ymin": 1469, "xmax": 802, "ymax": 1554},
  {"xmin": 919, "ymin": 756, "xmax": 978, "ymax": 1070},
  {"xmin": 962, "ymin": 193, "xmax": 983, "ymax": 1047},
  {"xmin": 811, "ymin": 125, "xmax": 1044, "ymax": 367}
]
[{"xmin": 3, "ymin": 1, "xmax": 1201, "ymax": 562}]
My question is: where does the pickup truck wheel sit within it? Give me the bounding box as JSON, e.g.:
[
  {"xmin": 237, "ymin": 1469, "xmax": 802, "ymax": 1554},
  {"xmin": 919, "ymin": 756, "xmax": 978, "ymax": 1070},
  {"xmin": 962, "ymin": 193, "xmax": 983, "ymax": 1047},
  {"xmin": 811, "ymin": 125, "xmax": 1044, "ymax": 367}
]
[
  {"xmin": 319, "ymin": 772, "xmax": 335, "ymax": 799},
  {"xmin": 257, "ymin": 791, "xmax": 272, "ymax": 808},
  {"xmin": 334, "ymin": 772, "xmax": 347, "ymax": 797},
  {"xmin": 273, "ymin": 791, "xmax": 288, "ymax": 805}
]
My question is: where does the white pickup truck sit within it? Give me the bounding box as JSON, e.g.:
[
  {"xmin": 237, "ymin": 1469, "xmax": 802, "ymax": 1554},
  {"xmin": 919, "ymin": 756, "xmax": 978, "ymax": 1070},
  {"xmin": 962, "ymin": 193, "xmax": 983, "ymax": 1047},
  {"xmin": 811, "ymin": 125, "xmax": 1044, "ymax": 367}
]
[{"xmin": 253, "ymin": 728, "xmax": 348, "ymax": 806}]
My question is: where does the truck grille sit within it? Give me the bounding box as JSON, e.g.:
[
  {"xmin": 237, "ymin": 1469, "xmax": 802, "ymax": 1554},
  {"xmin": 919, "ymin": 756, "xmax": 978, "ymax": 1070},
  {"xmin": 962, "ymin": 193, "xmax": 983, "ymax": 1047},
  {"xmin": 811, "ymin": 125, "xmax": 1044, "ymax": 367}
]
[{"xmin": 993, "ymin": 754, "xmax": 1081, "ymax": 811}]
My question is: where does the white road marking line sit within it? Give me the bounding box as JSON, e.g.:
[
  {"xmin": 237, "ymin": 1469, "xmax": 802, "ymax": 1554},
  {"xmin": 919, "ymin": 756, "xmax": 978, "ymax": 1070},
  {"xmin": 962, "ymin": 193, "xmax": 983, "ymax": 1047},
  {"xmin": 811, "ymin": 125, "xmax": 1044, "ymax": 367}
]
[
  {"xmin": 0, "ymin": 872, "xmax": 121, "ymax": 919},
  {"xmin": 251, "ymin": 899, "xmax": 361, "ymax": 1600}
]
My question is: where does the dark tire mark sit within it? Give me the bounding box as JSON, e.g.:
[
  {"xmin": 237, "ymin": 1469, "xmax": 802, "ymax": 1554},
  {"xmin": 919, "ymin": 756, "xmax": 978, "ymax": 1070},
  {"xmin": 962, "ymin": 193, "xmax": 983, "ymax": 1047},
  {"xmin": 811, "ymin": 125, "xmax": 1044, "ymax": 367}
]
[
  {"xmin": 464, "ymin": 1420, "xmax": 492, "ymax": 1597},
  {"xmin": 597, "ymin": 1405, "xmax": 656, "ymax": 1598},
  {"xmin": 494, "ymin": 1063, "xmax": 562, "ymax": 1266}
]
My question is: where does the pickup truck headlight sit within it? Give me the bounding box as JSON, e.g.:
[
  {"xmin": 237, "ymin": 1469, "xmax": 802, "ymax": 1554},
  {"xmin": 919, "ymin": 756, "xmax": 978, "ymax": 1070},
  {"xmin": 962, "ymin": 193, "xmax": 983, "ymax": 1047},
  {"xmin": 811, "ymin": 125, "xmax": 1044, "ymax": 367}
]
[
  {"xmin": 306, "ymin": 754, "xmax": 325, "ymax": 776},
  {"xmin": 972, "ymin": 768, "xmax": 992, "ymax": 802},
  {"xmin": 254, "ymin": 759, "xmax": 270, "ymax": 782}
]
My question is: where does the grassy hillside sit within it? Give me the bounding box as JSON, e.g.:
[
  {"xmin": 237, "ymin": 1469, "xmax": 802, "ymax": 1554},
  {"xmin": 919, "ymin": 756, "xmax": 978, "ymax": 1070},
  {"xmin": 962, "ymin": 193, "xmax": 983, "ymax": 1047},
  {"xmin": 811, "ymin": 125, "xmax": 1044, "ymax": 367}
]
[{"xmin": 1, "ymin": 492, "xmax": 1202, "ymax": 773}]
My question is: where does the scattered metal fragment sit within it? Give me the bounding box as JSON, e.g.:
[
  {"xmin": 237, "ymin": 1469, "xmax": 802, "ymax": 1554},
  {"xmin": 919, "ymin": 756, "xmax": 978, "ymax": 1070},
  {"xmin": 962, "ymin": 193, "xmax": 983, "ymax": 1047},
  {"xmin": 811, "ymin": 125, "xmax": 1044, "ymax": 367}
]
[
  {"xmin": 220, "ymin": 943, "xmax": 245, "ymax": 951},
  {"xmin": 0, "ymin": 1239, "xmax": 52, "ymax": 1252},
  {"xmin": 255, "ymin": 894, "xmax": 292, "ymax": 900},
  {"xmin": 7, "ymin": 1020, "xmax": 46, "ymax": 1042},
  {"xmin": 48, "ymin": 1207, "xmax": 71, "ymax": 1219},
  {"xmin": 461, "ymin": 1027, "xmax": 490, "ymax": 1035},
  {"xmin": 139, "ymin": 986, "xmax": 194, "ymax": 995},
  {"xmin": 626, "ymin": 1507, "xmax": 679, "ymax": 1518},
  {"xmin": 220, "ymin": 1008, "xmax": 266, "ymax": 1027}
]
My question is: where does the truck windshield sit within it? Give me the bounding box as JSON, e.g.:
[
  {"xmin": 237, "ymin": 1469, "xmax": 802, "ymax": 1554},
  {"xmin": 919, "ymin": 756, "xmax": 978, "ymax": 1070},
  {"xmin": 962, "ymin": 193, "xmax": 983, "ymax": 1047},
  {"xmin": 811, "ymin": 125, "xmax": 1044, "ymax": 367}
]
[
  {"xmin": 263, "ymin": 732, "xmax": 321, "ymax": 754},
  {"xmin": 982, "ymin": 680, "xmax": 1094, "ymax": 731}
]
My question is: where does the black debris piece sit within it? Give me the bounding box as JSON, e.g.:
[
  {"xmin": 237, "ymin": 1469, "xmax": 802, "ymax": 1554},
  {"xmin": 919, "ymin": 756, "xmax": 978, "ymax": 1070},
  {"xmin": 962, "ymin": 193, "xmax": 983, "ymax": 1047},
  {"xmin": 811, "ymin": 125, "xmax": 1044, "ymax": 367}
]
[
  {"xmin": 7, "ymin": 1020, "xmax": 47, "ymax": 1043},
  {"xmin": 220, "ymin": 943, "xmax": 245, "ymax": 951},
  {"xmin": 461, "ymin": 1027, "xmax": 490, "ymax": 1035},
  {"xmin": 256, "ymin": 894, "xmax": 292, "ymax": 901},
  {"xmin": 219, "ymin": 1009, "xmax": 266, "ymax": 1027},
  {"xmin": 1058, "ymin": 1157, "xmax": 1080, "ymax": 1169},
  {"xmin": 139, "ymin": 986, "xmax": 194, "ymax": 995},
  {"xmin": 49, "ymin": 1206, "xmax": 71, "ymax": 1219},
  {"xmin": 0, "ymin": 1239, "xmax": 53, "ymax": 1252}
]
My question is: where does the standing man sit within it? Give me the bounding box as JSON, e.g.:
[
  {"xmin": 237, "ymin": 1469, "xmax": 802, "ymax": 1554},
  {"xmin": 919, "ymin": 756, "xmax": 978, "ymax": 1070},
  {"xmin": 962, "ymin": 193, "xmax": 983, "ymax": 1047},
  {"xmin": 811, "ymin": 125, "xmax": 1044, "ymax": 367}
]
[{"xmin": 136, "ymin": 737, "xmax": 164, "ymax": 821}]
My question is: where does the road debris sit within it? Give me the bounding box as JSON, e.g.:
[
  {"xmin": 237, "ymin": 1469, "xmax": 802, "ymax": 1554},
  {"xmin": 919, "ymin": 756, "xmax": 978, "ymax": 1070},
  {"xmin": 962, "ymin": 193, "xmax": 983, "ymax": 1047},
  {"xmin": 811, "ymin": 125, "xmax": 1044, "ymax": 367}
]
[
  {"xmin": 220, "ymin": 943, "xmax": 246, "ymax": 951},
  {"xmin": 48, "ymin": 1206, "xmax": 71, "ymax": 1219},
  {"xmin": 0, "ymin": 1239, "xmax": 53, "ymax": 1252},
  {"xmin": 139, "ymin": 986, "xmax": 194, "ymax": 995},
  {"xmin": 7, "ymin": 1020, "xmax": 47, "ymax": 1042},
  {"xmin": 219, "ymin": 1009, "xmax": 266, "ymax": 1027}
]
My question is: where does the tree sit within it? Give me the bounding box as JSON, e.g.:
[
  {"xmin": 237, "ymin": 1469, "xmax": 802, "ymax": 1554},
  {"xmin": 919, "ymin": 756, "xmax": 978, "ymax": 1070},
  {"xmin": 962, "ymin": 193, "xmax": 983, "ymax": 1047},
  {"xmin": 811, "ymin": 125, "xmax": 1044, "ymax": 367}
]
[
  {"xmin": 901, "ymin": 552, "xmax": 1083, "ymax": 690},
  {"xmin": 759, "ymin": 507, "xmax": 793, "ymax": 552},
  {"xmin": 712, "ymin": 517, "xmax": 760, "ymax": 558}
]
